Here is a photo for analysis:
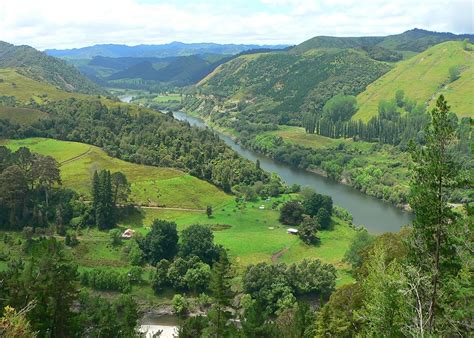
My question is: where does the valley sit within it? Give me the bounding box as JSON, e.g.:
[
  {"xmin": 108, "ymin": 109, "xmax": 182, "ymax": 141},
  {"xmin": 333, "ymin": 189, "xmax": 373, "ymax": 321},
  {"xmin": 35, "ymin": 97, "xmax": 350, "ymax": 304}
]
[{"xmin": 0, "ymin": 22, "xmax": 472, "ymax": 337}]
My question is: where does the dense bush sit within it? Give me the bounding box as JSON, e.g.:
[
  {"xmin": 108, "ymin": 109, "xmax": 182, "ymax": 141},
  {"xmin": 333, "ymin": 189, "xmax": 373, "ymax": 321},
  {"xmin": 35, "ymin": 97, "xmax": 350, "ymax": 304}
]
[
  {"xmin": 152, "ymin": 256, "xmax": 212, "ymax": 293},
  {"xmin": 138, "ymin": 219, "xmax": 178, "ymax": 265},
  {"xmin": 80, "ymin": 268, "xmax": 131, "ymax": 293},
  {"xmin": 279, "ymin": 201, "xmax": 304, "ymax": 225},
  {"xmin": 179, "ymin": 224, "xmax": 221, "ymax": 264},
  {"xmin": 242, "ymin": 259, "xmax": 336, "ymax": 315}
]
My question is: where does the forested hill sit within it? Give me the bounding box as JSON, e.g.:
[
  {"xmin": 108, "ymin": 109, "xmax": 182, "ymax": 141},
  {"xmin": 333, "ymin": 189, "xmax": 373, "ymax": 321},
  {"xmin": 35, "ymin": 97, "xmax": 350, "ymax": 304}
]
[
  {"xmin": 291, "ymin": 28, "xmax": 474, "ymax": 54},
  {"xmin": 0, "ymin": 41, "xmax": 106, "ymax": 95},
  {"xmin": 185, "ymin": 48, "xmax": 391, "ymax": 128}
]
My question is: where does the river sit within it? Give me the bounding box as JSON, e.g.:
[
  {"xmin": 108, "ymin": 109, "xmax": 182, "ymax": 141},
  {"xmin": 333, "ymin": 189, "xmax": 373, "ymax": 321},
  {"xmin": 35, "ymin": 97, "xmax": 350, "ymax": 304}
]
[{"xmin": 172, "ymin": 111, "xmax": 413, "ymax": 234}]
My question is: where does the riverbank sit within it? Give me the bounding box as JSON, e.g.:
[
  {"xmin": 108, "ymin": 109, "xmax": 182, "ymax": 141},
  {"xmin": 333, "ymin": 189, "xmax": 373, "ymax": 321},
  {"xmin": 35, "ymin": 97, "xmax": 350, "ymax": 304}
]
[
  {"xmin": 181, "ymin": 108, "xmax": 412, "ymax": 210},
  {"xmin": 174, "ymin": 110, "xmax": 413, "ymax": 233}
]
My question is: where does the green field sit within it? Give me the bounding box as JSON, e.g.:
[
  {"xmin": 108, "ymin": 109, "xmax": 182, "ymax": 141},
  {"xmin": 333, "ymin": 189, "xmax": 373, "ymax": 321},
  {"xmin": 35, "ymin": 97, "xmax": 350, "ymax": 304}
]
[
  {"xmin": 152, "ymin": 93, "xmax": 181, "ymax": 103},
  {"xmin": 2, "ymin": 138, "xmax": 231, "ymax": 209},
  {"xmin": 354, "ymin": 41, "xmax": 474, "ymax": 121},
  {"xmin": 121, "ymin": 196, "xmax": 355, "ymax": 283},
  {"xmin": 0, "ymin": 137, "xmax": 357, "ymax": 303},
  {"xmin": 269, "ymin": 126, "xmax": 338, "ymax": 149}
]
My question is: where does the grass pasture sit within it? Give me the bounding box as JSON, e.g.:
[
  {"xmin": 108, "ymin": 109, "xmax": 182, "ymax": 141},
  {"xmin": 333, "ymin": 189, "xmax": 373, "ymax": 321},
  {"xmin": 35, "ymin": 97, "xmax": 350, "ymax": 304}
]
[
  {"xmin": 0, "ymin": 68, "xmax": 88, "ymax": 103},
  {"xmin": 152, "ymin": 93, "xmax": 181, "ymax": 103},
  {"xmin": 120, "ymin": 196, "xmax": 356, "ymax": 285},
  {"xmin": 269, "ymin": 126, "xmax": 337, "ymax": 149},
  {"xmin": 0, "ymin": 137, "xmax": 358, "ymax": 303},
  {"xmin": 2, "ymin": 138, "xmax": 231, "ymax": 209},
  {"xmin": 354, "ymin": 41, "xmax": 474, "ymax": 122}
]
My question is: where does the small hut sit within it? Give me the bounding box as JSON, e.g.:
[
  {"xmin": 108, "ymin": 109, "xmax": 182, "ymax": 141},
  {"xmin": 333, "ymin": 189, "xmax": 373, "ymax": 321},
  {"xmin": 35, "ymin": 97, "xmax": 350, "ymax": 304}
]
[
  {"xmin": 121, "ymin": 228, "xmax": 135, "ymax": 239},
  {"xmin": 287, "ymin": 228, "xmax": 298, "ymax": 235}
]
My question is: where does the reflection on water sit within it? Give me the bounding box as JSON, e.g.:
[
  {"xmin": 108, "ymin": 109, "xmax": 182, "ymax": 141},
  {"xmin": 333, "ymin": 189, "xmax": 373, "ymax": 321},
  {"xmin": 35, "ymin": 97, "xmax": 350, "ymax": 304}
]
[{"xmin": 173, "ymin": 111, "xmax": 413, "ymax": 234}]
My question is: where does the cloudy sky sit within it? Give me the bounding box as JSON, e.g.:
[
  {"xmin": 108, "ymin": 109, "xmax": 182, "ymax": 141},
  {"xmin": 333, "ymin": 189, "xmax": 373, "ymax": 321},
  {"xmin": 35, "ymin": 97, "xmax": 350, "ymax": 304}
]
[{"xmin": 0, "ymin": 0, "xmax": 472, "ymax": 50}]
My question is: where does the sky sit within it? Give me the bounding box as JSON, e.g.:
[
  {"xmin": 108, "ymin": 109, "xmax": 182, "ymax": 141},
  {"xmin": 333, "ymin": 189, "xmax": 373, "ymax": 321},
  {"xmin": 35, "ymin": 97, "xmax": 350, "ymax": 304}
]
[{"xmin": 0, "ymin": 0, "xmax": 472, "ymax": 50}]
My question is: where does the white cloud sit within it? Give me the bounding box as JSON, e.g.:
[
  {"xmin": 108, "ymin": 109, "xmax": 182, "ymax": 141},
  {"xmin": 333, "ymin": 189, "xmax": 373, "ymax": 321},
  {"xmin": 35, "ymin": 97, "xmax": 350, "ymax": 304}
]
[{"xmin": 0, "ymin": 0, "xmax": 471, "ymax": 50}]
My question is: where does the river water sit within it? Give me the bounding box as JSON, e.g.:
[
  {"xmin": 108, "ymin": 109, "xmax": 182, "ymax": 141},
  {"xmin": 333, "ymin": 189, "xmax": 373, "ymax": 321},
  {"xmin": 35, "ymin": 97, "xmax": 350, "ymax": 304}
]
[{"xmin": 172, "ymin": 111, "xmax": 413, "ymax": 234}]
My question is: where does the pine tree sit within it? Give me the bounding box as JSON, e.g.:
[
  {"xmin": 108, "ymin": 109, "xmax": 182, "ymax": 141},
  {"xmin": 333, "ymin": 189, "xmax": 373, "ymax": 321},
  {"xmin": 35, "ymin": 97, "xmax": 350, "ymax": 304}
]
[
  {"xmin": 92, "ymin": 170, "xmax": 101, "ymax": 227},
  {"xmin": 206, "ymin": 250, "xmax": 234, "ymax": 337},
  {"xmin": 102, "ymin": 170, "xmax": 115, "ymax": 229},
  {"xmin": 408, "ymin": 95, "xmax": 463, "ymax": 333}
]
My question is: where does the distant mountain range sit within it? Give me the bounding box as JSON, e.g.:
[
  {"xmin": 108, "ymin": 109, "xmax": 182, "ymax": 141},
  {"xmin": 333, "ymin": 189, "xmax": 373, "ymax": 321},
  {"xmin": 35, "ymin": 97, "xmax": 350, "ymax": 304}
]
[
  {"xmin": 45, "ymin": 41, "xmax": 291, "ymax": 59},
  {"xmin": 70, "ymin": 48, "xmax": 288, "ymax": 88}
]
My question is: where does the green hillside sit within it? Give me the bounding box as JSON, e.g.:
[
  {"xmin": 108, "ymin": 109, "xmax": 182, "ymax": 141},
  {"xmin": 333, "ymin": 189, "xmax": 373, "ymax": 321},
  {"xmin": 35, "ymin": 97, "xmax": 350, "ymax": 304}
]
[
  {"xmin": 354, "ymin": 41, "xmax": 474, "ymax": 121},
  {"xmin": 190, "ymin": 49, "xmax": 390, "ymax": 126},
  {"xmin": 0, "ymin": 41, "xmax": 106, "ymax": 95},
  {"xmin": 1, "ymin": 138, "xmax": 231, "ymax": 209},
  {"xmin": 292, "ymin": 28, "xmax": 473, "ymax": 55},
  {"xmin": 0, "ymin": 68, "xmax": 89, "ymax": 102}
]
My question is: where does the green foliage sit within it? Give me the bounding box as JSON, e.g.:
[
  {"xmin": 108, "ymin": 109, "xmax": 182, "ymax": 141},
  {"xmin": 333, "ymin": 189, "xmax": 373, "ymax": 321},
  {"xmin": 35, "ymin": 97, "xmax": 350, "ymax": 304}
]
[
  {"xmin": 243, "ymin": 259, "xmax": 336, "ymax": 315},
  {"xmin": 206, "ymin": 250, "xmax": 235, "ymax": 337},
  {"xmin": 302, "ymin": 190, "xmax": 333, "ymax": 226},
  {"xmin": 343, "ymin": 229, "xmax": 374, "ymax": 271},
  {"xmin": 1, "ymin": 98, "xmax": 272, "ymax": 193},
  {"xmin": 111, "ymin": 171, "xmax": 130, "ymax": 204},
  {"xmin": 80, "ymin": 268, "xmax": 131, "ymax": 293},
  {"xmin": 179, "ymin": 224, "xmax": 220, "ymax": 264},
  {"xmin": 298, "ymin": 216, "xmax": 320, "ymax": 244},
  {"xmin": 279, "ymin": 200, "xmax": 304, "ymax": 226},
  {"xmin": 190, "ymin": 49, "xmax": 390, "ymax": 127},
  {"xmin": 0, "ymin": 146, "xmax": 72, "ymax": 230},
  {"xmin": 184, "ymin": 261, "xmax": 212, "ymax": 293},
  {"xmin": 109, "ymin": 228, "xmax": 122, "ymax": 246},
  {"xmin": 395, "ymin": 89, "xmax": 405, "ymax": 107},
  {"xmin": 206, "ymin": 205, "xmax": 213, "ymax": 218},
  {"xmin": 408, "ymin": 95, "xmax": 466, "ymax": 334},
  {"xmin": 358, "ymin": 246, "xmax": 408, "ymax": 336},
  {"xmin": 172, "ymin": 294, "xmax": 188, "ymax": 316},
  {"xmin": 315, "ymin": 283, "xmax": 364, "ymax": 337},
  {"xmin": 449, "ymin": 65, "xmax": 461, "ymax": 82},
  {"xmin": 321, "ymin": 94, "xmax": 357, "ymax": 122},
  {"xmin": 92, "ymin": 169, "xmax": 116, "ymax": 230},
  {"xmin": 0, "ymin": 238, "xmax": 78, "ymax": 337},
  {"xmin": 152, "ymin": 256, "xmax": 212, "ymax": 293},
  {"xmin": 355, "ymin": 41, "xmax": 474, "ymax": 121},
  {"xmin": 139, "ymin": 219, "xmax": 178, "ymax": 264},
  {"xmin": 179, "ymin": 315, "xmax": 209, "ymax": 338},
  {"xmin": 76, "ymin": 293, "xmax": 139, "ymax": 337}
]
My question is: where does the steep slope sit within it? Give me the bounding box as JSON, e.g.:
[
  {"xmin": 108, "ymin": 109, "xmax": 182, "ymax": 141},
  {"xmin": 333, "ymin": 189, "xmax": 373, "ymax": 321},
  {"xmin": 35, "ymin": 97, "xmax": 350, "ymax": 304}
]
[
  {"xmin": 0, "ymin": 68, "xmax": 88, "ymax": 102},
  {"xmin": 108, "ymin": 61, "xmax": 161, "ymax": 81},
  {"xmin": 191, "ymin": 49, "xmax": 391, "ymax": 126},
  {"xmin": 108, "ymin": 55, "xmax": 215, "ymax": 85},
  {"xmin": 0, "ymin": 41, "xmax": 106, "ymax": 95},
  {"xmin": 292, "ymin": 28, "xmax": 474, "ymax": 55},
  {"xmin": 353, "ymin": 41, "xmax": 474, "ymax": 121}
]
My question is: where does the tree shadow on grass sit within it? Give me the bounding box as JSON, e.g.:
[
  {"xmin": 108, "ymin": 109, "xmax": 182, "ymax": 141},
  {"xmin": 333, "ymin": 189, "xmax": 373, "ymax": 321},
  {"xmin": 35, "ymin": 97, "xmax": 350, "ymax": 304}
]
[{"xmin": 117, "ymin": 205, "xmax": 145, "ymax": 228}]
